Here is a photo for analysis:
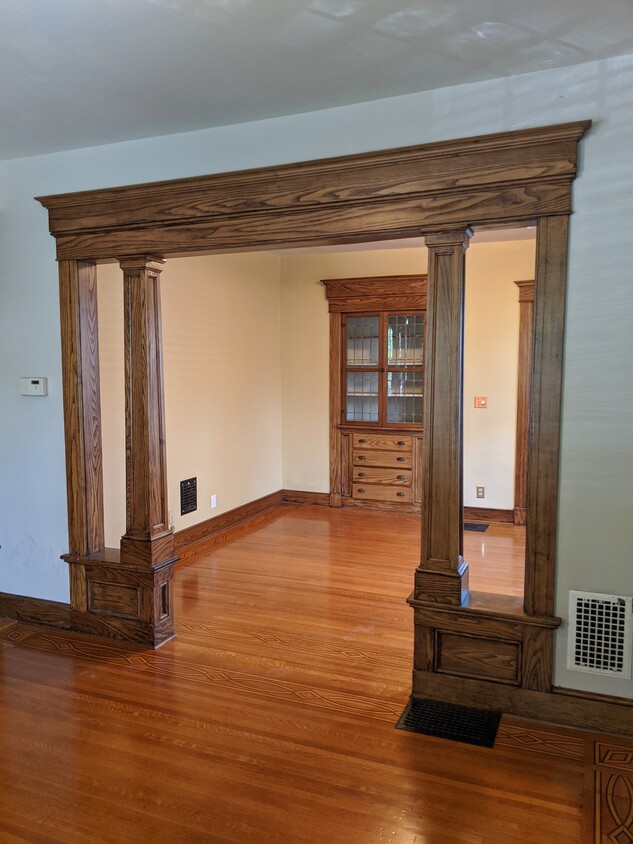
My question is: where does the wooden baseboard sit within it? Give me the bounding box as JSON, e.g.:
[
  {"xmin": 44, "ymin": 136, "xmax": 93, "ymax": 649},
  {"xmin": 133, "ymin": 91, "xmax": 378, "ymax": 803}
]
[
  {"xmin": 464, "ymin": 506, "xmax": 514, "ymax": 524},
  {"xmin": 174, "ymin": 489, "xmax": 332, "ymax": 564},
  {"xmin": 174, "ymin": 490, "xmax": 284, "ymax": 563},
  {"xmin": 413, "ymin": 670, "xmax": 633, "ymax": 737},
  {"xmin": 0, "ymin": 592, "xmax": 71, "ymax": 629},
  {"xmin": 281, "ymin": 490, "xmax": 330, "ymax": 506}
]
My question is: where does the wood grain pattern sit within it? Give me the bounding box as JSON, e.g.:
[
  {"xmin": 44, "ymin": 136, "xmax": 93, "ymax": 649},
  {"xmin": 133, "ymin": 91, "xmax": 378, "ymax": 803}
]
[
  {"xmin": 435, "ymin": 631, "xmax": 520, "ymax": 684},
  {"xmin": 323, "ymin": 275, "xmax": 427, "ymax": 312},
  {"xmin": 39, "ymin": 124, "xmax": 590, "ymax": 703},
  {"xmin": 514, "ymin": 279, "xmax": 535, "ymax": 526},
  {"xmin": 119, "ymin": 257, "xmax": 175, "ymax": 569},
  {"xmin": 0, "ymin": 503, "xmax": 613, "ymax": 844},
  {"xmin": 584, "ymin": 737, "xmax": 633, "ymax": 843},
  {"xmin": 329, "ymin": 312, "xmax": 343, "ymax": 506},
  {"xmin": 0, "ymin": 592, "xmax": 71, "ymax": 629},
  {"xmin": 37, "ymin": 121, "xmax": 590, "ymax": 247},
  {"xmin": 416, "ymin": 230, "xmax": 471, "ymax": 605},
  {"xmin": 524, "ymin": 217, "xmax": 568, "ymax": 617},
  {"xmin": 57, "ymin": 260, "xmax": 104, "ymax": 559},
  {"xmin": 463, "ymin": 506, "xmax": 514, "ymax": 524}
]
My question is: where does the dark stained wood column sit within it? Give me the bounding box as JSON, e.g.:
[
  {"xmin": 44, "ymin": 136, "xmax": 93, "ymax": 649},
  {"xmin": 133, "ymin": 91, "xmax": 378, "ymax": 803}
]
[
  {"xmin": 119, "ymin": 256, "xmax": 175, "ymax": 568},
  {"xmin": 414, "ymin": 229, "xmax": 472, "ymax": 606},
  {"xmin": 514, "ymin": 280, "xmax": 535, "ymax": 526},
  {"xmin": 58, "ymin": 260, "xmax": 105, "ymax": 618},
  {"xmin": 524, "ymin": 215, "xmax": 569, "ymax": 618}
]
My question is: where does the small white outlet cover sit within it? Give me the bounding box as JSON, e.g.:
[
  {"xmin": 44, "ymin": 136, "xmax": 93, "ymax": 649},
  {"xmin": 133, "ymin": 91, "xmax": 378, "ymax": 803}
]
[{"xmin": 211, "ymin": 495, "xmax": 217, "ymax": 509}]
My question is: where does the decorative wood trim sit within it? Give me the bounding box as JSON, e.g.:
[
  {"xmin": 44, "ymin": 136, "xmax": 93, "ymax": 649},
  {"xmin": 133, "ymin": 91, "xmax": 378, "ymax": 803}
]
[
  {"xmin": 583, "ymin": 734, "xmax": 633, "ymax": 844},
  {"xmin": 524, "ymin": 217, "xmax": 569, "ymax": 617},
  {"xmin": 37, "ymin": 121, "xmax": 590, "ymax": 260},
  {"xmin": 463, "ymin": 507, "xmax": 513, "ymax": 524},
  {"xmin": 58, "ymin": 260, "xmax": 105, "ymax": 560},
  {"xmin": 37, "ymin": 122, "xmax": 590, "ymax": 685},
  {"xmin": 553, "ymin": 686, "xmax": 633, "ymax": 710},
  {"xmin": 175, "ymin": 491, "xmax": 284, "ymax": 561},
  {"xmin": 175, "ymin": 490, "xmax": 330, "ymax": 564},
  {"xmin": 329, "ymin": 313, "xmax": 343, "ymax": 507},
  {"xmin": 323, "ymin": 275, "xmax": 427, "ymax": 312},
  {"xmin": 0, "ymin": 592, "xmax": 71, "ymax": 629},
  {"xmin": 412, "ymin": 671, "xmax": 633, "ymax": 738},
  {"xmin": 281, "ymin": 490, "xmax": 330, "ymax": 506},
  {"xmin": 415, "ymin": 230, "xmax": 471, "ymax": 606},
  {"xmin": 514, "ymin": 280, "xmax": 534, "ymax": 526},
  {"xmin": 119, "ymin": 256, "xmax": 175, "ymax": 568}
]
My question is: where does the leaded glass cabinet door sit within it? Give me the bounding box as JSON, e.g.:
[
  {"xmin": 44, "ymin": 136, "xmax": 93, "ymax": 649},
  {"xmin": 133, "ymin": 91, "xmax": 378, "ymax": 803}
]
[
  {"xmin": 345, "ymin": 315, "xmax": 380, "ymax": 423},
  {"xmin": 343, "ymin": 312, "xmax": 424, "ymax": 426},
  {"xmin": 386, "ymin": 314, "xmax": 424, "ymax": 424}
]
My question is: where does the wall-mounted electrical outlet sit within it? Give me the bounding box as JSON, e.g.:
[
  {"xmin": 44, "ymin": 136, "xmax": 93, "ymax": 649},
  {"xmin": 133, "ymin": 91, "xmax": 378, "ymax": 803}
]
[
  {"xmin": 476, "ymin": 485, "xmax": 485, "ymax": 499},
  {"xmin": 211, "ymin": 494, "xmax": 217, "ymax": 509}
]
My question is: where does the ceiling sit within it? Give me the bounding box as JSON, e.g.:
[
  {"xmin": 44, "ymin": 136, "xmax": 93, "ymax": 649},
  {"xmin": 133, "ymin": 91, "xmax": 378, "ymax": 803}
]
[{"xmin": 2, "ymin": 0, "xmax": 633, "ymax": 161}]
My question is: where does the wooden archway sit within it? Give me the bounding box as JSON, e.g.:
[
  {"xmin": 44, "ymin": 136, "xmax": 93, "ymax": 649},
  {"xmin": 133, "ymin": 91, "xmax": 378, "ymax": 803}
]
[{"xmin": 38, "ymin": 121, "xmax": 595, "ymax": 723}]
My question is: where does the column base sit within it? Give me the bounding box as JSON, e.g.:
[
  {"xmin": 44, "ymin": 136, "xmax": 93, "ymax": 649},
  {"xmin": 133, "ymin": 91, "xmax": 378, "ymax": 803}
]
[
  {"xmin": 63, "ymin": 547, "xmax": 177, "ymax": 647},
  {"xmin": 414, "ymin": 558, "xmax": 469, "ymax": 606}
]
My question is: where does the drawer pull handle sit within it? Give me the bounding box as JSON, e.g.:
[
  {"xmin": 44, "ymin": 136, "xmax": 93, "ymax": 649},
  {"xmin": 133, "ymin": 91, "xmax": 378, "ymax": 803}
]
[
  {"xmin": 396, "ymin": 456, "xmax": 405, "ymax": 462},
  {"xmin": 357, "ymin": 455, "xmax": 366, "ymax": 461},
  {"xmin": 397, "ymin": 475, "xmax": 405, "ymax": 480},
  {"xmin": 357, "ymin": 488, "xmax": 365, "ymax": 493},
  {"xmin": 357, "ymin": 472, "xmax": 366, "ymax": 478},
  {"xmin": 396, "ymin": 491, "xmax": 405, "ymax": 497},
  {"xmin": 359, "ymin": 438, "xmax": 367, "ymax": 444},
  {"xmin": 397, "ymin": 440, "xmax": 406, "ymax": 446}
]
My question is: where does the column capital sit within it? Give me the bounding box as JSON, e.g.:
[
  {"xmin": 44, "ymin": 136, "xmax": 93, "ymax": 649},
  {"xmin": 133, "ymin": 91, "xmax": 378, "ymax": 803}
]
[
  {"xmin": 424, "ymin": 228, "xmax": 473, "ymax": 250},
  {"xmin": 515, "ymin": 278, "xmax": 535, "ymax": 303},
  {"xmin": 118, "ymin": 255, "xmax": 165, "ymax": 274}
]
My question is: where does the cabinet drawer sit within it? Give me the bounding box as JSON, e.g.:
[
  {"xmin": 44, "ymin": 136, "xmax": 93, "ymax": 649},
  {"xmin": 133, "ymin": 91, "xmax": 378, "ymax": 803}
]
[
  {"xmin": 352, "ymin": 434, "xmax": 413, "ymax": 451},
  {"xmin": 353, "ymin": 484, "xmax": 413, "ymax": 503},
  {"xmin": 353, "ymin": 449, "xmax": 412, "ymax": 468},
  {"xmin": 353, "ymin": 467, "xmax": 411, "ymax": 486}
]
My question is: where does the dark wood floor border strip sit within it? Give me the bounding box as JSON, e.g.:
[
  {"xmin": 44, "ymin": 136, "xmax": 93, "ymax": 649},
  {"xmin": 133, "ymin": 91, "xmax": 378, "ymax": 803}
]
[
  {"xmin": 464, "ymin": 507, "xmax": 514, "ymax": 524},
  {"xmin": 0, "ymin": 592, "xmax": 71, "ymax": 629},
  {"xmin": 413, "ymin": 671, "xmax": 633, "ymax": 738}
]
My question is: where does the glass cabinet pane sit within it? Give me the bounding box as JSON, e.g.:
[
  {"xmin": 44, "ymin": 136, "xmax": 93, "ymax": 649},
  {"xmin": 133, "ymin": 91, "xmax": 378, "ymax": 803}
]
[
  {"xmin": 346, "ymin": 371, "xmax": 379, "ymax": 422},
  {"xmin": 387, "ymin": 315, "xmax": 424, "ymax": 367},
  {"xmin": 347, "ymin": 316, "xmax": 379, "ymax": 367},
  {"xmin": 387, "ymin": 371, "xmax": 423, "ymax": 423}
]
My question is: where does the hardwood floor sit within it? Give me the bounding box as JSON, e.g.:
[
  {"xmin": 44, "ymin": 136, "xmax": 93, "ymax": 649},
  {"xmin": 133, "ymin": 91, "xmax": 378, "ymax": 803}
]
[{"xmin": 0, "ymin": 505, "xmax": 629, "ymax": 843}]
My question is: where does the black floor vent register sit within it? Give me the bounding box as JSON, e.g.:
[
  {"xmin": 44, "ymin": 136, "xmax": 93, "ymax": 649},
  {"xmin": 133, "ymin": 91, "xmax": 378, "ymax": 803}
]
[
  {"xmin": 464, "ymin": 522, "xmax": 488, "ymax": 532},
  {"xmin": 396, "ymin": 698, "xmax": 501, "ymax": 748}
]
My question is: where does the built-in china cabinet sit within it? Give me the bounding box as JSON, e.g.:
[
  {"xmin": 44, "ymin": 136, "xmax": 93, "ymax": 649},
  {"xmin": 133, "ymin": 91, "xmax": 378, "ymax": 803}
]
[{"xmin": 323, "ymin": 275, "xmax": 427, "ymax": 513}]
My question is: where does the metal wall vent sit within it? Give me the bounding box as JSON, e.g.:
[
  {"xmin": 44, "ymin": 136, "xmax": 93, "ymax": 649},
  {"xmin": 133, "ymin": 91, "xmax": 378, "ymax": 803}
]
[
  {"xmin": 180, "ymin": 477, "xmax": 197, "ymax": 516},
  {"xmin": 567, "ymin": 591, "xmax": 632, "ymax": 678}
]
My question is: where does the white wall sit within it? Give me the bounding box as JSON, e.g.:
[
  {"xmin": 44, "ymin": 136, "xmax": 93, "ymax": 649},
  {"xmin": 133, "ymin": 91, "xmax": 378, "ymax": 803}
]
[
  {"xmin": 1, "ymin": 53, "xmax": 632, "ymax": 695},
  {"xmin": 98, "ymin": 254, "xmax": 282, "ymax": 546}
]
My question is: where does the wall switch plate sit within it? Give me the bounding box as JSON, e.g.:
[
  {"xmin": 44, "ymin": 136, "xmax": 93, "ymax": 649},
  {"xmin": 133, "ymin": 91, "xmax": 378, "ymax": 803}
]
[
  {"xmin": 20, "ymin": 377, "xmax": 48, "ymax": 396},
  {"xmin": 211, "ymin": 494, "xmax": 217, "ymax": 509},
  {"xmin": 476, "ymin": 485, "xmax": 485, "ymax": 499},
  {"xmin": 474, "ymin": 396, "xmax": 487, "ymax": 408}
]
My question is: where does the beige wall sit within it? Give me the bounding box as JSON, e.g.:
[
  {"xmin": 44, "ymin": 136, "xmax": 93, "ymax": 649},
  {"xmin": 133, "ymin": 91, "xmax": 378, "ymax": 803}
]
[
  {"xmin": 98, "ymin": 241, "xmax": 533, "ymax": 544},
  {"xmin": 279, "ymin": 240, "xmax": 534, "ymax": 508},
  {"xmin": 463, "ymin": 240, "xmax": 536, "ymax": 507},
  {"xmin": 98, "ymin": 253, "xmax": 282, "ymax": 545}
]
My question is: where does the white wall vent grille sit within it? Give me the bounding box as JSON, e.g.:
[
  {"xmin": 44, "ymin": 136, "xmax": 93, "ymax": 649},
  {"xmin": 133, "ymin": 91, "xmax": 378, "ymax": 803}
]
[{"xmin": 567, "ymin": 591, "xmax": 632, "ymax": 678}]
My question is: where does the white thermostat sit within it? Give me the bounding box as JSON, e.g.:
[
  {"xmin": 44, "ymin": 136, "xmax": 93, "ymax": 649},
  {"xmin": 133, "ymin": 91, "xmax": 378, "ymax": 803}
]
[{"xmin": 20, "ymin": 377, "xmax": 48, "ymax": 396}]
